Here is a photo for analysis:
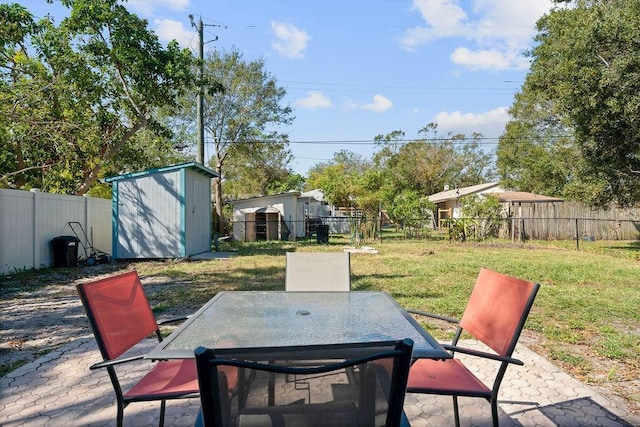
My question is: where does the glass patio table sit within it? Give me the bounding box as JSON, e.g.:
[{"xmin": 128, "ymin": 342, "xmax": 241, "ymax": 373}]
[{"xmin": 146, "ymin": 291, "xmax": 450, "ymax": 361}]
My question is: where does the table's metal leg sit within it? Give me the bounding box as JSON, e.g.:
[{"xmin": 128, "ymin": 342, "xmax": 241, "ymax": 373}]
[
  {"xmin": 268, "ymin": 373, "xmax": 276, "ymax": 406},
  {"xmin": 268, "ymin": 361, "xmax": 275, "ymax": 406}
]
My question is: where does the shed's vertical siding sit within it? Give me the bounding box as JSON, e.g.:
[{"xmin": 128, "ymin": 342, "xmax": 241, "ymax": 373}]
[{"xmin": 116, "ymin": 170, "xmax": 182, "ymax": 258}]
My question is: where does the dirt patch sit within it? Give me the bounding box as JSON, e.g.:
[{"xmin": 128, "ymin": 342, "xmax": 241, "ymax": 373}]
[{"xmin": 0, "ymin": 262, "xmax": 199, "ymax": 375}]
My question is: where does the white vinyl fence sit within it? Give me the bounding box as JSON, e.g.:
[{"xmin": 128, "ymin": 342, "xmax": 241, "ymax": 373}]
[{"xmin": 0, "ymin": 189, "xmax": 112, "ymax": 275}]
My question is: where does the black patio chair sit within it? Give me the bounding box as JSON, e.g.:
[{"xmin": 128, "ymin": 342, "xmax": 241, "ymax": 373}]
[{"xmin": 194, "ymin": 339, "xmax": 414, "ymax": 427}]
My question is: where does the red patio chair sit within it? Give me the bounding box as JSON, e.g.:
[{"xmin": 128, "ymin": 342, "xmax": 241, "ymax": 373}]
[
  {"xmin": 406, "ymin": 267, "xmax": 540, "ymax": 427},
  {"xmin": 76, "ymin": 270, "xmax": 236, "ymax": 427}
]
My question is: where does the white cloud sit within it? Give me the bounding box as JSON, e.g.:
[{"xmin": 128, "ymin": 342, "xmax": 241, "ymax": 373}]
[
  {"xmin": 414, "ymin": 0, "xmax": 467, "ymax": 28},
  {"xmin": 400, "ymin": 0, "xmax": 554, "ymax": 71},
  {"xmin": 344, "ymin": 99, "xmax": 360, "ymax": 111},
  {"xmin": 154, "ymin": 19, "xmax": 195, "ymax": 49},
  {"xmin": 362, "ymin": 95, "xmax": 393, "ymax": 112},
  {"xmin": 400, "ymin": 0, "xmax": 471, "ymax": 50},
  {"xmin": 271, "ymin": 22, "xmax": 310, "ymax": 58},
  {"xmin": 296, "ymin": 91, "xmax": 332, "ymax": 109},
  {"xmin": 434, "ymin": 107, "xmax": 509, "ymax": 135},
  {"xmin": 450, "ymin": 47, "xmax": 511, "ymax": 71},
  {"xmin": 127, "ymin": 0, "xmax": 190, "ymax": 16},
  {"xmin": 344, "ymin": 95, "xmax": 393, "ymax": 112}
]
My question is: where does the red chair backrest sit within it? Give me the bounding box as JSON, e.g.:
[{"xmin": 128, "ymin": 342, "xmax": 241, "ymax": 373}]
[
  {"xmin": 460, "ymin": 267, "xmax": 539, "ymax": 357},
  {"xmin": 77, "ymin": 270, "xmax": 159, "ymax": 360}
]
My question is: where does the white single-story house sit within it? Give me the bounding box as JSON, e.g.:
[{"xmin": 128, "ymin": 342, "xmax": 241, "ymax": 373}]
[
  {"xmin": 429, "ymin": 182, "xmax": 504, "ymax": 226},
  {"xmin": 428, "ymin": 183, "xmax": 563, "ymax": 226},
  {"xmin": 231, "ymin": 190, "xmax": 332, "ymax": 241}
]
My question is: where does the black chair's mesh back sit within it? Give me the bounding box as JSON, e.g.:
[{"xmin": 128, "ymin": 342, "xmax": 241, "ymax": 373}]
[
  {"xmin": 196, "ymin": 340, "xmax": 413, "ymax": 427},
  {"xmin": 212, "ymin": 362, "xmax": 391, "ymax": 426}
]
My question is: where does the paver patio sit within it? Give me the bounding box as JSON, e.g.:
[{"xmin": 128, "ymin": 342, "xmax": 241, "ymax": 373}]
[{"xmin": 1, "ymin": 336, "xmax": 638, "ymax": 427}]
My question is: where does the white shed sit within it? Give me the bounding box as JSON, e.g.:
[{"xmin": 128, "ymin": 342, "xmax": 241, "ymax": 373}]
[
  {"xmin": 104, "ymin": 162, "xmax": 218, "ymax": 259},
  {"xmin": 232, "ymin": 192, "xmax": 300, "ymax": 242}
]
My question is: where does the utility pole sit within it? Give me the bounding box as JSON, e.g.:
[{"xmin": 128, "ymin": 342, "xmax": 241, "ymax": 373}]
[
  {"xmin": 190, "ymin": 15, "xmax": 205, "ymax": 165},
  {"xmin": 190, "ymin": 15, "xmax": 222, "ymax": 166}
]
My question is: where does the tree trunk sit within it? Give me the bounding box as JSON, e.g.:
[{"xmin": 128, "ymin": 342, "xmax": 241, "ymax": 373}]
[{"xmin": 213, "ymin": 175, "xmax": 223, "ymax": 234}]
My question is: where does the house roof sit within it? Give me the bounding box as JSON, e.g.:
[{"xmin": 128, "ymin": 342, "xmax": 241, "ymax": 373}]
[
  {"xmin": 104, "ymin": 162, "xmax": 218, "ymax": 182},
  {"xmin": 428, "ymin": 182, "xmax": 502, "ymax": 203},
  {"xmin": 495, "ymin": 192, "xmax": 563, "ymax": 203}
]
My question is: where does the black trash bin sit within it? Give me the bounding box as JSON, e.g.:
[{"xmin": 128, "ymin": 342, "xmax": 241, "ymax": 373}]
[
  {"xmin": 51, "ymin": 236, "xmax": 79, "ymax": 267},
  {"xmin": 316, "ymin": 225, "xmax": 329, "ymax": 244}
]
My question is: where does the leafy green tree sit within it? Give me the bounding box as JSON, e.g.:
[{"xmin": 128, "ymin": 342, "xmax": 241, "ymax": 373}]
[
  {"xmin": 372, "ymin": 123, "xmax": 495, "ymax": 234},
  {"xmin": 0, "ymin": 1, "xmax": 195, "ymax": 194},
  {"xmin": 460, "ymin": 194, "xmax": 504, "ymax": 240},
  {"xmin": 187, "ymin": 49, "xmax": 293, "ymax": 231},
  {"xmin": 306, "ymin": 152, "xmax": 382, "ymax": 241},
  {"xmin": 307, "ymin": 127, "xmax": 494, "ymax": 239},
  {"xmin": 522, "ymin": 0, "xmax": 640, "ymax": 206},
  {"xmin": 373, "ymin": 123, "xmax": 496, "ymax": 198},
  {"xmin": 306, "ymin": 162, "xmax": 357, "ymax": 209},
  {"xmin": 222, "ymin": 143, "xmax": 301, "ymax": 199},
  {"xmin": 385, "ymin": 190, "xmax": 434, "ymax": 237},
  {"xmin": 306, "ymin": 150, "xmax": 372, "ymax": 206},
  {"xmin": 496, "ymin": 81, "xmax": 590, "ymax": 199},
  {"xmin": 269, "ymin": 173, "xmax": 306, "ymax": 194}
]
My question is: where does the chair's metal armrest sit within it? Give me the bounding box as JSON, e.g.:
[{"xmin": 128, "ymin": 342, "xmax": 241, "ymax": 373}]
[
  {"xmin": 442, "ymin": 344, "xmax": 524, "ymax": 366},
  {"xmin": 406, "ymin": 309, "xmax": 459, "ymax": 324},
  {"xmin": 158, "ymin": 314, "xmax": 191, "ymax": 325},
  {"xmin": 90, "ymin": 355, "xmax": 145, "ymax": 370}
]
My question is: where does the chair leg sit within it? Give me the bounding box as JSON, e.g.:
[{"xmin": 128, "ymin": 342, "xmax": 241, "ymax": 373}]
[
  {"xmin": 452, "ymin": 396, "xmax": 460, "ymax": 427},
  {"xmin": 116, "ymin": 402, "xmax": 124, "ymax": 427},
  {"xmin": 159, "ymin": 400, "xmax": 166, "ymax": 427},
  {"xmin": 491, "ymin": 398, "xmax": 499, "ymax": 427}
]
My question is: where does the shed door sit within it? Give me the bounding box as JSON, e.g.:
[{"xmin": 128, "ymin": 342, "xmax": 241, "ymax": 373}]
[
  {"xmin": 117, "ymin": 180, "xmax": 141, "ymax": 258},
  {"xmin": 245, "ymin": 212, "xmax": 256, "ymax": 242},
  {"xmin": 189, "ymin": 178, "xmax": 210, "ymax": 254}
]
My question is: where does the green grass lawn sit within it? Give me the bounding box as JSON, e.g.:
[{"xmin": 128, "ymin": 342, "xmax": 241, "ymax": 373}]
[{"xmin": 133, "ymin": 235, "xmax": 640, "ymax": 408}]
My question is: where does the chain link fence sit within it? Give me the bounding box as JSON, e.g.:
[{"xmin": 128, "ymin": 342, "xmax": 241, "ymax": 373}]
[{"xmin": 217, "ymin": 216, "xmax": 640, "ymax": 244}]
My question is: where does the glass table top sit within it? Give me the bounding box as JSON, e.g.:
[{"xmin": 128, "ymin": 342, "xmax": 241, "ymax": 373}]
[{"xmin": 146, "ymin": 291, "xmax": 449, "ymax": 360}]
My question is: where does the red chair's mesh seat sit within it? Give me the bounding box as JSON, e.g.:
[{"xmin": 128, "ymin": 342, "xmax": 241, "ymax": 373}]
[
  {"xmin": 407, "ymin": 358, "xmax": 490, "ymax": 396},
  {"xmin": 124, "ymin": 359, "xmax": 238, "ymax": 399}
]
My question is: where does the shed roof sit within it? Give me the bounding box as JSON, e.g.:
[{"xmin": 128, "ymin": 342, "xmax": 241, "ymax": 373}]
[
  {"xmin": 104, "ymin": 162, "xmax": 218, "ymax": 183},
  {"xmin": 299, "ymin": 189, "xmax": 325, "ymax": 202},
  {"xmin": 428, "ymin": 182, "xmax": 502, "ymax": 203},
  {"xmin": 254, "ymin": 206, "xmax": 281, "ymax": 213},
  {"xmin": 231, "ymin": 191, "xmax": 300, "ymax": 204}
]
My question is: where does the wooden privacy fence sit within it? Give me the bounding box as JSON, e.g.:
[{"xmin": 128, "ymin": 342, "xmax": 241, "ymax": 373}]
[
  {"xmin": 0, "ymin": 189, "xmax": 111, "ymax": 275},
  {"xmin": 504, "ymin": 217, "xmax": 640, "ymax": 241},
  {"xmin": 503, "ymin": 201, "xmax": 640, "ymax": 241}
]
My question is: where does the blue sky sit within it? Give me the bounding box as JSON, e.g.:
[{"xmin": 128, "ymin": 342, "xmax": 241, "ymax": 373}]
[{"xmin": 17, "ymin": 0, "xmax": 555, "ymax": 175}]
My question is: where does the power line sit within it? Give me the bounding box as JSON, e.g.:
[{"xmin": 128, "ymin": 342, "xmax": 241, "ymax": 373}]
[{"xmin": 206, "ymin": 135, "xmax": 573, "ymax": 146}]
